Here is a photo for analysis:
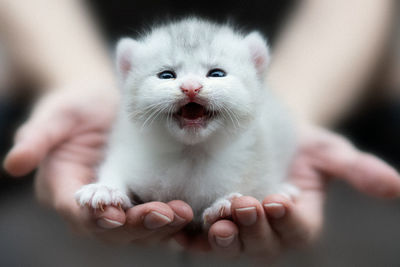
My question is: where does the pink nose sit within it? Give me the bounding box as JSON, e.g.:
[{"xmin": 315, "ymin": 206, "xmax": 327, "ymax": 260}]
[{"xmin": 180, "ymin": 81, "xmax": 203, "ymax": 99}]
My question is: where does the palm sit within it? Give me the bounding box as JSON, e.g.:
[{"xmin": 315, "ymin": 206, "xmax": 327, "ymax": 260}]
[
  {"xmin": 5, "ymin": 90, "xmax": 197, "ymax": 242},
  {"xmin": 4, "ymin": 90, "xmax": 118, "ymax": 232},
  {"xmin": 4, "ymin": 91, "xmax": 400, "ymax": 255},
  {"xmin": 172, "ymin": 128, "xmax": 330, "ymax": 252},
  {"xmin": 283, "ymin": 125, "xmax": 400, "ymax": 244},
  {"xmin": 35, "ymin": 119, "xmax": 109, "ymax": 226},
  {"xmin": 175, "ymin": 125, "xmax": 400, "ymax": 257}
]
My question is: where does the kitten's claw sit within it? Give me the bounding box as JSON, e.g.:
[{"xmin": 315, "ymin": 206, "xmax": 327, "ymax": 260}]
[
  {"xmin": 75, "ymin": 184, "xmax": 133, "ymax": 210},
  {"xmin": 219, "ymin": 206, "xmax": 225, "ymax": 217},
  {"xmin": 277, "ymin": 183, "xmax": 300, "ymax": 201},
  {"xmin": 202, "ymin": 192, "xmax": 242, "ymax": 228}
]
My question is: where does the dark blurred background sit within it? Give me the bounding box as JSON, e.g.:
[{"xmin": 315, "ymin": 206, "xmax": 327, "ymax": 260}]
[{"xmin": 0, "ymin": 0, "xmax": 399, "ymax": 266}]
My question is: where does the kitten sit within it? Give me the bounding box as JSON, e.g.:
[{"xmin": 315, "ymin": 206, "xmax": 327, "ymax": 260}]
[{"xmin": 75, "ymin": 18, "xmax": 297, "ymax": 226}]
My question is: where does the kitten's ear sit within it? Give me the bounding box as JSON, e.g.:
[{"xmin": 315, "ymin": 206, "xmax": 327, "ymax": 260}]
[
  {"xmin": 244, "ymin": 32, "xmax": 270, "ymax": 74},
  {"xmin": 116, "ymin": 38, "xmax": 139, "ymax": 80}
]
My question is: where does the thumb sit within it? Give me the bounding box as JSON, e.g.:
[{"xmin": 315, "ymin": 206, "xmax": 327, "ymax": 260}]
[
  {"xmin": 314, "ymin": 135, "xmax": 400, "ymax": 199},
  {"xmin": 3, "ymin": 116, "xmax": 75, "ymax": 177},
  {"xmin": 332, "ymin": 152, "xmax": 400, "ymax": 199}
]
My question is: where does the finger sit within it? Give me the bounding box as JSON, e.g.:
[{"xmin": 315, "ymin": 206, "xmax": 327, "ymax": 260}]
[
  {"xmin": 3, "ymin": 117, "xmax": 75, "ymax": 176},
  {"xmin": 231, "ymin": 196, "xmax": 280, "ymax": 256},
  {"xmin": 173, "ymin": 232, "xmax": 211, "ymax": 252},
  {"xmin": 342, "ymin": 153, "xmax": 400, "ymax": 198},
  {"xmin": 164, "ymin": 200, "xmax": 193, "ymax": 229},
  {"xmin": 263, "ymin": 193, "xmax": 323, "ymax": 248},
  {"xmin": 89, "ymin": 206, "xmax": 139, "ymax": 244},
  {"xmin": 94, "ymin": 202, "xmax": 175, "ymax": 244},
  {"xmin": 208, "ymin": 219, "xmax": 241, "ymax": 257},
  {"xmin": 124, "ymin": 201, "xmax": 174, "ymax": 240},
  {"xmin": 92, "ymin": 206, "xmax": 126, "ymax": 230},
  {"xmin": 67, "ymin": 205, "xmax": 130, "ymax": 244},
  {"xmin": 313, "ymin": 135, "xmax": 400, "ymax": 198},
  {"xmin": 147, "ymin": 200, "xmax": 194, "ymax": 241}
]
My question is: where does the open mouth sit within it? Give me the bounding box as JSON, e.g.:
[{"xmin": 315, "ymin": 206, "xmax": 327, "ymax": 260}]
[{"xmin": 175, "ymin": 102, "xmax": 214, "ymax": 128}]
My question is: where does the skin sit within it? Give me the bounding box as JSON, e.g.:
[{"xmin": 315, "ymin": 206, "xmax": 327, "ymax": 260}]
[
  {"xmin": 268, "ymin": 0, "xmax": 397, "ymax": 126},
  {"xmin": 3, "ymin": 91, "xmax": 400, "ymax": 260},
  {"xmin": 0, "ymin": 0, "xmax": 114, "ymax": 90},
  {"xmin": 1, "ymin": 0, "xmax": 400, "ymax": 263},
  {"xmin": 175, "ymin": 125, "xmax": 400, "ymax": 258}
]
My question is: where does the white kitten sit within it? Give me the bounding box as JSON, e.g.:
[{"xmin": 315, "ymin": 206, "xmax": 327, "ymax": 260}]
[{"xmin": 75, "ymin": 18, "xmax": 297, "ymax": 226}]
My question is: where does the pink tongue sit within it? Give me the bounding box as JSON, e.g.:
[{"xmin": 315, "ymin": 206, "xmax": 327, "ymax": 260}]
[{"xmin": 181, "ymin": 103, "xmax": 205, "ymax": 119}]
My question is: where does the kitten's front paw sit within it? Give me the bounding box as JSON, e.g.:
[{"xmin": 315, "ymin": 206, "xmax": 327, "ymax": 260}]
[
  {"xmin": 75, "ymin": 184, "xmax": 133, "ymax": 210},
  {"xmin": 278, "ymin": 183, "xmax": 300, "ymax": 200},
  {"xmin": 202, "ymin": 192, "xmax": 242, "ymax": 228}
]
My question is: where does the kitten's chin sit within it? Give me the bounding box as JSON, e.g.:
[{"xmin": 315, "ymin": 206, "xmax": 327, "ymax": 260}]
[{"xmin": 166, "ymin": 117, "xmax": 222, "ymax": 145}]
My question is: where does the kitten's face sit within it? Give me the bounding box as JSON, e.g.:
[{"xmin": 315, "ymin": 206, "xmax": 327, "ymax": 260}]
[{"xmin": 117, "ymin": 19, "xmax": 269, "ymax": 145}]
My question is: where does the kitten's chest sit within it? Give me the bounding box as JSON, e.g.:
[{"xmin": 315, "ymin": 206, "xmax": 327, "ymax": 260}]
[{"xmin": 131, "ymin": 152, "xmax": 246, "ymax": 205}]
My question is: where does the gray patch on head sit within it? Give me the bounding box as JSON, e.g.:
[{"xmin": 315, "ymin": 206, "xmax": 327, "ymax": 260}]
[{"xmin": 154, "ymin": 18, "xmax": 238, "ymax": 54}]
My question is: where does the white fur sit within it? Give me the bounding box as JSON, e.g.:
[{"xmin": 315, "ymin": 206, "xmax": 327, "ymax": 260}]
[
  {"xmin": 203, "ymin": 192, "xmax": 242, "ymax": 227},
  {"xmin": 75, "ymin": 18, "xmax": 296, "ymax": 223}
]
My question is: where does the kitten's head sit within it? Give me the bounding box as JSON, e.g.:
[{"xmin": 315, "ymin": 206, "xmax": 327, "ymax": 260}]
[{"xmin": 117, "ymin": 18, "xmax": 270, "ymax": 145}]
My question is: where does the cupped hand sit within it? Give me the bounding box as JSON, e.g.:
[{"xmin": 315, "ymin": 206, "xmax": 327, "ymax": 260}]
[
  {"xmin": 4, "ymin": 91, "xmax": 400, "ymax": 258},
  {"xmin": 175, "ymin": 124, "xmax": 400, "ymax": 261},
  {"xmin": 3, "ymin": 87, "xmax": 193, "ymax": 244}
]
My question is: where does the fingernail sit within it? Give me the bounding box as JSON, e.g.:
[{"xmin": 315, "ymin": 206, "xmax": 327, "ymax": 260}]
[
  {"xmin": 235, "ymin": 207, "xmax": 257, "ymax": 226},
  {"xmin": 169, "ymin": 213, "xmax": 186, "ymax": 227},
  {"xmin": 264, "ymin": 203, "xmax": 286, "ymax": 219},
  {"xmin": 144, "ymin": 211, "xmax": 172, "ymax": 230},
  {"xmin": 215, "ymin": 235, "xmax": 235, "ymax": 248},
  {"xmin": 97, "ymin": 218, "xmax": 124, "ymax": 229}
]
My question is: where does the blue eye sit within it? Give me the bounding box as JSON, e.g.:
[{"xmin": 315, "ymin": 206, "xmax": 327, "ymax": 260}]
[
  {"xmin": 158, "ymin": 70, "xmax": 176, "ymax": 79},
  {"xmin": 207, "ymin": 69, "xmax": 226, "ymax": 78}
]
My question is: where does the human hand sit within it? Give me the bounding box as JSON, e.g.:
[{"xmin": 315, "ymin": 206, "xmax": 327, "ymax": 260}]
[
  {"xmin": 3, "ymin": 87, "xmax": 193, "ymax": 244},
  {"xmin": 175, "ymin": 124, "xmax": 400, "ymax": 261}
]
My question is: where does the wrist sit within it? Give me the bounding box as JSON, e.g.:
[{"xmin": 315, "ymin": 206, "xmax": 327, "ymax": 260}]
[
  {"xmin": 32, "ymin": 81, "xmax": 120, "ymax": 122},
  {"xmin": 40, "ymin": 78, "xmax": 120, "ymax": 101}
]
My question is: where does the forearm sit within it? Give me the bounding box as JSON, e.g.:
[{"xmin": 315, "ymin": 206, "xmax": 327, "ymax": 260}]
[
  {"xmin": 0, "ymin": 0, "xmax": 116, "ymax": 93},
  {"xmin": 267, "ymin": 0, "xmax": 396, "ymax": 126}
]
